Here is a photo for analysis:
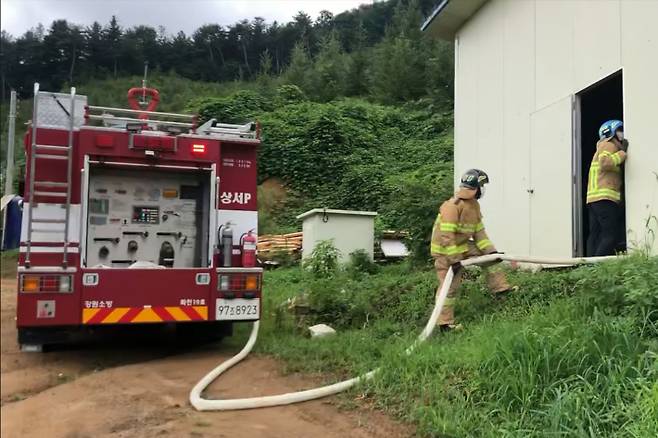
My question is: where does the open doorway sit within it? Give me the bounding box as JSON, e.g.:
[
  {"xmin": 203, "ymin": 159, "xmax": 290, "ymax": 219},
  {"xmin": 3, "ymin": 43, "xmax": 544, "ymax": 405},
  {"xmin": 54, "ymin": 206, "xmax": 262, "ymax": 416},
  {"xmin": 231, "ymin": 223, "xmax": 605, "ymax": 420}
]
[{"xmin": 573, "ymin": 70, "xmax": 625, "ymax": 256}]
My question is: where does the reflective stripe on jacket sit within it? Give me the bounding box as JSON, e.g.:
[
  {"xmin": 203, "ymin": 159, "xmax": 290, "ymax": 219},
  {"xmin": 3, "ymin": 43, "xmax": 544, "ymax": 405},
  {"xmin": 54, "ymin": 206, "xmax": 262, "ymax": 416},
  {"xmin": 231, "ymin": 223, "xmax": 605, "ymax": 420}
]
[
  {"xmin": 586, "ymin": 138, "xmax": 626, "ymax": 204},
  {"xmin": 430, "ymin": 191, "xmax": 496, "ymax": 263}
]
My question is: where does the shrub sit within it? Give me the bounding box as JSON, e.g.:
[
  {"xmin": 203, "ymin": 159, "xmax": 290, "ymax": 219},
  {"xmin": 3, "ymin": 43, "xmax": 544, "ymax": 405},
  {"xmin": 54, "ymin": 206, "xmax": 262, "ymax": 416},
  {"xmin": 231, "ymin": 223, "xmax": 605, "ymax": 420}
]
[
  {"xmin": 346, "ymin": 249, "xmax": 379, "ymax": 277},
  {"xmin": 275, "ymin": 84, "xmax": 307, "ymax": 105},
  {"xmin": 189, "ymin": 89, "xmax": 272, "ymax": 124},
  {"xmin": 304, "ymin": 240, "xmax": 340, "ymax": 278}
]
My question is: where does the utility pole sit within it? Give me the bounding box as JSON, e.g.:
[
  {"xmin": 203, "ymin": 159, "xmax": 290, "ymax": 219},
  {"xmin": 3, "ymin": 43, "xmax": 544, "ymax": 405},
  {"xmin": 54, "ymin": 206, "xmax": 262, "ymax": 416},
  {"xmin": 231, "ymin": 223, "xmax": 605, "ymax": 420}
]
[{"xmin": 4, "ymin": 90, "xmax": 16, "ymax": 197}]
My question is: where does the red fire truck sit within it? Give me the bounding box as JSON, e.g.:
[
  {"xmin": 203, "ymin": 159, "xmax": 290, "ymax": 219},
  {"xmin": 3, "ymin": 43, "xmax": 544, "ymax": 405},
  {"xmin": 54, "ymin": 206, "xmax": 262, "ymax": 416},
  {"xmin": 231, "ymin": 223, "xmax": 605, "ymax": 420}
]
[{"xmin": 16, "ymin": 83, "xmax": 262, "ymax": 350}]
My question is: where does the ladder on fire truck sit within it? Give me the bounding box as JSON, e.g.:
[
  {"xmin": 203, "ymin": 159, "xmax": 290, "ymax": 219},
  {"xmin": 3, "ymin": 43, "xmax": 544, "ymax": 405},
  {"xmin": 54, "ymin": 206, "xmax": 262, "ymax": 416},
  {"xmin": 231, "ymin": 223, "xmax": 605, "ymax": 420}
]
[{"xmin": 24, "ymin": 83, "xmax": 76, "ymax": 269}]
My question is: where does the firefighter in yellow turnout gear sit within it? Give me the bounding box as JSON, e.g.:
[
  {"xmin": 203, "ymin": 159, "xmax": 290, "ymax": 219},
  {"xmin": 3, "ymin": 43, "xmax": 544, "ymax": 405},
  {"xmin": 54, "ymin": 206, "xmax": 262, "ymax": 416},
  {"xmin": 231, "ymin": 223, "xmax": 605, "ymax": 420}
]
[
  {"xmin": 431, "ymin": 169, "xmax": 513, "ymax": 329},
  {"xmin": 586, "ymin": 119, "xmax": 627, "ymax": 256}
]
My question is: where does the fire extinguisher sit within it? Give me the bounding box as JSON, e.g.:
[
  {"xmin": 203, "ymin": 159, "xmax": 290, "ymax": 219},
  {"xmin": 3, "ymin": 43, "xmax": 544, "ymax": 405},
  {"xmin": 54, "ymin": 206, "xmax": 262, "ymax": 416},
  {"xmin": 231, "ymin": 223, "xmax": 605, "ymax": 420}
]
[{"xmin": 241, "ymin": 229, "xmax": 257, "ymax": 267}]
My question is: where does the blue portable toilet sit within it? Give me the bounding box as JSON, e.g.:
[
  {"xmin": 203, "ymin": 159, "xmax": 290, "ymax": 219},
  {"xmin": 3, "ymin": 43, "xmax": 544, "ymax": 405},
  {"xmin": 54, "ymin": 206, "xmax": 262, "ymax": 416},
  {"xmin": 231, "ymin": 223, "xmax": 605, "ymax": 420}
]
[{"xmin": 1, "ymin": 195, "xmax": 23, "ymax": 250}]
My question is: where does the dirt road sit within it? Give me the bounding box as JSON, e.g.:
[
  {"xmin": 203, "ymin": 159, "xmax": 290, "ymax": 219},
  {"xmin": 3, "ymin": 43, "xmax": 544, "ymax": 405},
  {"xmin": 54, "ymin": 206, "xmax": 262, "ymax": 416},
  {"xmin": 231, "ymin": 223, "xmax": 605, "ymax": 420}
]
[{"xmin": 1, "ymin": 277, "xmax": 413, "ymax": 437}]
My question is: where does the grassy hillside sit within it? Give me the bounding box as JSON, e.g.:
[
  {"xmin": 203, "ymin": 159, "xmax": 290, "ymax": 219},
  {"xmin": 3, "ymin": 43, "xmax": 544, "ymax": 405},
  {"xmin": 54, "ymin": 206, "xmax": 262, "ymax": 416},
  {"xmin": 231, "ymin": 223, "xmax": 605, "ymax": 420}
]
[
  {"xmin": 253, "ymin": 254, "xmax": 658, "ymax": 437},
  {"xmin": 190, "ymin": 85, "xmax": 454, "ymax": 258}
]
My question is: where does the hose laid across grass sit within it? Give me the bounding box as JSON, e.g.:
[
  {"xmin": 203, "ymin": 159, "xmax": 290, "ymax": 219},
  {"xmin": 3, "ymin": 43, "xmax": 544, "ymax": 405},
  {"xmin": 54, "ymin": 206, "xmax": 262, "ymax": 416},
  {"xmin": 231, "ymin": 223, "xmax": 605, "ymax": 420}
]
[{"xmin": 190, "ymin": 254, "xmax": 616, "ymax": 411}]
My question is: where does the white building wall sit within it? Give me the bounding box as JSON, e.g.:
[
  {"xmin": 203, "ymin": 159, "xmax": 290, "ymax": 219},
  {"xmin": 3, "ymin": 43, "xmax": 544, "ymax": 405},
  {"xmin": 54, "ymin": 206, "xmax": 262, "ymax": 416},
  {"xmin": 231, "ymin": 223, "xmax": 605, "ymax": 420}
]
[
  {"xmin": 454, "ymin": 0, "xmax": 658, "ymax": 256},
  {"xmin": 620, "ymin": 0, "xmax": 658, "ymax": 252}
]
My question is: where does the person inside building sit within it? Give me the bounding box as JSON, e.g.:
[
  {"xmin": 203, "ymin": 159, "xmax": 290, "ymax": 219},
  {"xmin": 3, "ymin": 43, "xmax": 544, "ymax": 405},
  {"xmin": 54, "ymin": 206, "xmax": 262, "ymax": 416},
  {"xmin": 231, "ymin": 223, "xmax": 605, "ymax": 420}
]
[
  {"xmin": 430, "ymin": 169, "xmax": 514, "ymax": 331},
  {"xmin": 586, "ymin": 120, "xmax": 627, "ymax": 256}
]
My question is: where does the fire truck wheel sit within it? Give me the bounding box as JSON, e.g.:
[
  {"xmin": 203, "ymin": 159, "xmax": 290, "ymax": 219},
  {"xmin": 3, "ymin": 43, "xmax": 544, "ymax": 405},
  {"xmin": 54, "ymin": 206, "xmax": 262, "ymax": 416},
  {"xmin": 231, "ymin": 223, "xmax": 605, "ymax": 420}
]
[{"xmin": 18, "ymin": 327, "xmax": 76, "ymax": 351}]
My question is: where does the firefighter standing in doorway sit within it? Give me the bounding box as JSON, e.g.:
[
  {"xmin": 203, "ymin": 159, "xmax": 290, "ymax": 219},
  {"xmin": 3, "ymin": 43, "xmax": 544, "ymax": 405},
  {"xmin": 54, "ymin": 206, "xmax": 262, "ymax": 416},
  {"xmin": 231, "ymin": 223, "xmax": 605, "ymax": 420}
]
[
  {"xmin": 586, "ymin": 120, "xmax": 627, "ymax": 256},
  {"xmin": 430, "ymin": 169, "xmax": 514, "ymax": 330}
]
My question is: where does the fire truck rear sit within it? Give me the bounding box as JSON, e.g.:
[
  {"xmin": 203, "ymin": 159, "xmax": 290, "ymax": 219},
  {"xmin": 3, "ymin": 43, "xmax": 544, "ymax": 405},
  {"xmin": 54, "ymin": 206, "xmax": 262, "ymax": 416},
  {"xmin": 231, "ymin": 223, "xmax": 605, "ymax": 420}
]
[{"xmin": 17, "ymin": 84, "xmax": 262, "ymax": 350}]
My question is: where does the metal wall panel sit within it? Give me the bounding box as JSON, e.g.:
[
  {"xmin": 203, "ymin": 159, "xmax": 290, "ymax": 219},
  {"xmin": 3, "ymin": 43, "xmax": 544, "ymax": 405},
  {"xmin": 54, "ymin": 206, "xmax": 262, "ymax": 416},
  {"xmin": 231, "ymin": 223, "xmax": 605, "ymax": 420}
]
[
  {"xmin": 500, "ymin": 0, "xmax": 535, "ymax": 255},
  {"xmin": 573, "ymin": 0, "xmax": 621, "ymax": 92},
  {"xmin": 470, "ymin": 2, "xmax": 505, "ymax": 242},
  {"xmin": 530, "ymin": 97, "xmax": 573, "ymax": 257},
  {"xmin": 454, "ymin": 5, "xmax": 484, "ymax": 189},
  {"xmin": 455, "ymin": 1, "xmax": 510, "ymax": 248},
  {"xmin": 621, "ymin": 0, "xmax": 658, "ymax": 254},
  {"xmin": 534, "ymin": 0, "xmax": 575, "ymax": 110}
]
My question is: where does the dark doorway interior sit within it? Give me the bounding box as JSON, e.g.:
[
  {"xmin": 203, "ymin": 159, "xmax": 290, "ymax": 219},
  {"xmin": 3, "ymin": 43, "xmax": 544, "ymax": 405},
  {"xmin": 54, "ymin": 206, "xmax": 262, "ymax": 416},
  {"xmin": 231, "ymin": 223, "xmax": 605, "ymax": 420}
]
[{"xmin": 577, "ymin": 70, "xmax": 625, "ymax": 256}]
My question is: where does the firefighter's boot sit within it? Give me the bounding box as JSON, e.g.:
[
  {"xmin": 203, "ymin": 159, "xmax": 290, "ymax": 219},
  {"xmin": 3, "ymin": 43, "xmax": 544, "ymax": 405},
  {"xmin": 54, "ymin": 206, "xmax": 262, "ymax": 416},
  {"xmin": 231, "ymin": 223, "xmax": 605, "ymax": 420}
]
[{"xmin": 486, "ymin": 270, "xmax": 516, "ymax": 296}]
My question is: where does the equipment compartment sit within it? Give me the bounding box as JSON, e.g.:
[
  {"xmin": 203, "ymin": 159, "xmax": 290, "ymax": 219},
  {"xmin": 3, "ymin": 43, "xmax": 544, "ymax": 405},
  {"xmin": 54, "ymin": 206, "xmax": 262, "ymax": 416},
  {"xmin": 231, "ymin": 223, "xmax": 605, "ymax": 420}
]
[{"xmin": 85, "ymin": 167, "xmax": 211, "ymax": 268}]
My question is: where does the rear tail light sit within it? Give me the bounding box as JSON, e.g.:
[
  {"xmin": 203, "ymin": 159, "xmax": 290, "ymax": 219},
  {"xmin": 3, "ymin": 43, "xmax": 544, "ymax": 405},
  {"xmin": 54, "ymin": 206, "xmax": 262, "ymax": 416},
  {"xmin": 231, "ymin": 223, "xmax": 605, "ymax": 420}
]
[
  {"xmin": 20, "ymin": 275, "xmax": 73, "ymax": 293},
  {"xmin": 245, "ymin": 275, "xmax": 258, "ymax": 290},
  {"xmin": 59, "ymin": 275, "xmax": 71, "ymax": 292},
  {"xmin": 22, "ymin": 275, "xmax": 40, "ymax": 292},
  {"xmin": 217, "ymin": 272, "xmax": 261, "ymax": 292}
]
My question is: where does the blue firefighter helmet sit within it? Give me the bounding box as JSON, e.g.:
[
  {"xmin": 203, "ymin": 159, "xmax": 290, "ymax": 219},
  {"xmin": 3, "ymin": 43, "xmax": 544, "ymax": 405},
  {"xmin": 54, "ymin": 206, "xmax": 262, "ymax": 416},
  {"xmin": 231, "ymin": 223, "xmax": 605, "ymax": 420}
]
[{"xmin": 599, "ymin": 120, "xmax": 623, "ymax": 140}]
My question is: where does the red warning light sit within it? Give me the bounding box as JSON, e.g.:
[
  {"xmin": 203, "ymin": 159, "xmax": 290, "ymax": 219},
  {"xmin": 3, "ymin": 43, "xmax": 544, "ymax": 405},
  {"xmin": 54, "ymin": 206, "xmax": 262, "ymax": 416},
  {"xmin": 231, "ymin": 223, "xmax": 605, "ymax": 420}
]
[{"xmin": 191, "ymin": 143, "xmax": 206, "ymax": 154}]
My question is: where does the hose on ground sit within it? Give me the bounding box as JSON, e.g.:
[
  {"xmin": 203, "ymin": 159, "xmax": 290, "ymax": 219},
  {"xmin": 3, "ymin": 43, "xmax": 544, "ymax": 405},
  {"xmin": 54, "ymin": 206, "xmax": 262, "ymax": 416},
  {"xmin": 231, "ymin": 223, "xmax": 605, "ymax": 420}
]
[{"xmin": 190, "ymin": 254, "xmax": 616, "ymax": 411}]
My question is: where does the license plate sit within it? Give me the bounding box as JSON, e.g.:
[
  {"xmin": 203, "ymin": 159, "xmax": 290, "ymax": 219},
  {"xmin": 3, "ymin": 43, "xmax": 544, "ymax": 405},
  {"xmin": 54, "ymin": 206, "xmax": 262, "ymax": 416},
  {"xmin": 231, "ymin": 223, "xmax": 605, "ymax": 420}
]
[{"xmin": 215, "ymin": 298, "xmax": 260, "ymax": 320}]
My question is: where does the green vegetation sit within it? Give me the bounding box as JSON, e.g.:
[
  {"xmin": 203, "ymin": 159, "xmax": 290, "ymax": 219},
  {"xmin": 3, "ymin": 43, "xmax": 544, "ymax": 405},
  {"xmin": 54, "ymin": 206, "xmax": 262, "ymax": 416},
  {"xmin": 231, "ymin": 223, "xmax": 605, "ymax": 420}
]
[
  {"xmin": 254, "ymin": 254, "xmax": 658, "ymax": 437},
  {"xmin": 191, "ymin": 90, "xmax": 453, "ymax": 257},
  {"xmin": 1, "ymin": 249, "xmax": 19, "ymax": 277}
]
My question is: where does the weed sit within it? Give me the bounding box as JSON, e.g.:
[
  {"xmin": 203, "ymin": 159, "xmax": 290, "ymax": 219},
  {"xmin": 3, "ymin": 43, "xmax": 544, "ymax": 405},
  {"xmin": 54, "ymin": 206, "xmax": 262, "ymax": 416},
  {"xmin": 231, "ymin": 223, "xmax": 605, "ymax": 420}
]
[
  {"xmin": 346, "ymin": 249, "xmax": 379, "ymax": 278},
  {"xmin": 8, "ymin": 393, "xmax": 27, "ymax": 402},
  {"xmin": 304, "ymin": 240, "xmax": 340, "ymax": 278}
]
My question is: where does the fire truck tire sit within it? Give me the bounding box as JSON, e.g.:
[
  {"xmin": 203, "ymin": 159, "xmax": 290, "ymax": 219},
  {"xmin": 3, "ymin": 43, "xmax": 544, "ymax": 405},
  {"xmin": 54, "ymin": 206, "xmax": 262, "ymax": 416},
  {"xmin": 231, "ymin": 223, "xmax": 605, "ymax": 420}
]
[
  {"xmin": 18, "ymin": 326, "xmax": 76, "ymax": 351},
  {"xmin": 189, "ymin": 254, "xmax": 617, "ymax": 410}
]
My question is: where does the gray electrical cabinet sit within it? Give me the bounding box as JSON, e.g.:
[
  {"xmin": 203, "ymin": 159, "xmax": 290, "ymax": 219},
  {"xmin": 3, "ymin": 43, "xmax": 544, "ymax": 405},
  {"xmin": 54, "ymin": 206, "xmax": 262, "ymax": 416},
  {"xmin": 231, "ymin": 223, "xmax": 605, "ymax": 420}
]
[{"xmin": 297, "ymin": 209, "xmax": 377, "ymax": 263}]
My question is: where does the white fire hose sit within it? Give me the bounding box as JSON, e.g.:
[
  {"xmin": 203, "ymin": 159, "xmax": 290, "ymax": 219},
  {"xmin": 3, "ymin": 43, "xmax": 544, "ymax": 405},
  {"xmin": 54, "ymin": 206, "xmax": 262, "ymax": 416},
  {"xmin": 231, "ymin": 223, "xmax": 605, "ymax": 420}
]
[{"xmin": 190, "ymin": 254, "xmax": 617, "ymax": 411}]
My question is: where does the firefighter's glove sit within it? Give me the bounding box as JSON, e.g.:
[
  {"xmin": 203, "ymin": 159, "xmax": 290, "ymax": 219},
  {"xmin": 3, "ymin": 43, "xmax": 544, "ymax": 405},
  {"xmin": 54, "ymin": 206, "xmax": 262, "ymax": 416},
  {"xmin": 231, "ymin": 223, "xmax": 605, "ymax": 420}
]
[{"xmin": 450, "ymin": 262, "xmax": 463, "ymax": 275}]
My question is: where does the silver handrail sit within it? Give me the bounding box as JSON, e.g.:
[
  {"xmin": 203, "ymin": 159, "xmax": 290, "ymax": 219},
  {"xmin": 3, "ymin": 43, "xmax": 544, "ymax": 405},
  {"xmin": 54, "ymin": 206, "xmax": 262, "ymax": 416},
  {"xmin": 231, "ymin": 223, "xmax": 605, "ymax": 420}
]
[
  {"xmin": 62, "ymin": 87, "xmax": 75, "ymax": 267},
  {"xmin": 87, "ymin": 114, "xmax": 194, "ymax": 128},
  {"xmin": 25, "ymin": 83, "xmax": 39, "ymax": 267},
  {"xmin": 86, "ymin": 105, "xmax": 195, "ymax": 119}
]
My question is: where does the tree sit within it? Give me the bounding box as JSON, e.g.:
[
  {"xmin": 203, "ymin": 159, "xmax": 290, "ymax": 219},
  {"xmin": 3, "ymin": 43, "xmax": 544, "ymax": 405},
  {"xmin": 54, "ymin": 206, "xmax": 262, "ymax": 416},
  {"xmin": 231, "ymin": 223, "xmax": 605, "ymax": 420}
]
[
  {"xmin": 41, "ymin": 20, "xmax": 84, "ymax": 88},
  {"xmin": 314, "ymin": 10, "xmax": 335, "ymax": 42},
  {"xmin": 256, "ymin": 50, "xmax": 276, "ymax": 98},
  {"xmin": 425, "ymin": 40, "xmax": 454, "ymax": 107},
  {"xmin": 292, "ymin": 12, "xmax": 313, "ymax": 51},
  {"xmin": 105, "ymin": 16, "xmax": 122, "ymax": 77},
  {"xmin": 345, "ymin": 21, "xmax": 370, "ymax": 96},
  {"xmin": 120, "ymin": 25, "xmax": 159, "ymax": 75},
  {"xmin": 84, "ymin": 21, "xmax": 106, "ymax": 77},
  {"xmin": 284, "ymin": 42, "xmax": 312, "ymax": 92},
  {"xmin": 309, "ymin": 32, "xmax": 349, "ymax": 101},
  {"xmin": 232, "ymin": 20, "xmax": 253, "ymax": 77},
  {"xmin": 368, "ymin": 0, "xmax": 428, "ymax": 103}
]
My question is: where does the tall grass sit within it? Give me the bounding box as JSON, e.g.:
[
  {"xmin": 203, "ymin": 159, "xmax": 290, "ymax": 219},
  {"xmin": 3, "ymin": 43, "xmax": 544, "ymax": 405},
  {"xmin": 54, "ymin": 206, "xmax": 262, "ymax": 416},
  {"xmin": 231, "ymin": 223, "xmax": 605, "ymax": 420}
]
[{"xmin": 255, "ymin": 255, "xmax": 658, "ymax": 436}]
